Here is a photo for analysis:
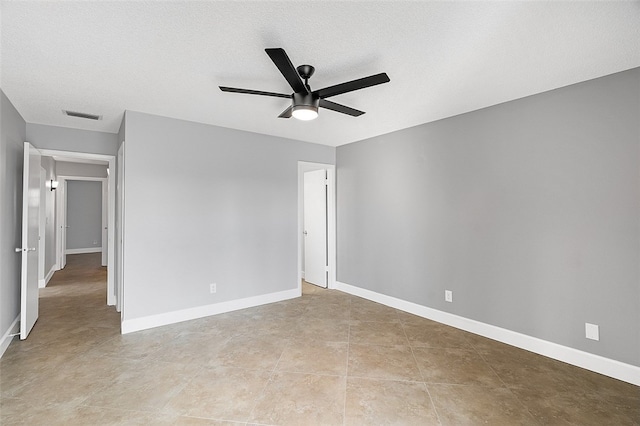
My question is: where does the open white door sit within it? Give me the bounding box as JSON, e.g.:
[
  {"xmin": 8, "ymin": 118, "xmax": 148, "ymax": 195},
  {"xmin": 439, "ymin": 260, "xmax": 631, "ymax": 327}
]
[
  {"xmin": 101, "ymin": 180, "xmax": 108, "ymax": 267},
  {"xmin": 60, "ymin": 180, "xmax": 67, "ymax": 269},
  {"xmin": 19, "ymin": 142, "xmax": 41, "ymax": 339},
  {"xmin": 303, "ymin": 169, "xmax": 327, "ymax": 288}
]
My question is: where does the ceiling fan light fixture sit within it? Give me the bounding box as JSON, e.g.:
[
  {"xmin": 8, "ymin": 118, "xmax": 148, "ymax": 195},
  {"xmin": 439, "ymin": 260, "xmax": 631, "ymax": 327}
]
[
  {"xmin": 292, "ymin": 92, "xmax": 319, "ymax": 121},
  {"xmin": 292, "ymin": 105, "xmax": 318, "ymax": 121}
]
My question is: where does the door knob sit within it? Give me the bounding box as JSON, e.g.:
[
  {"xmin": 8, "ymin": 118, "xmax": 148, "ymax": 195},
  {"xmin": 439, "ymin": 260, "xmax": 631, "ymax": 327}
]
[{"xmin": 303, "ymin": 231, "xmax": 308, "ymax": 235}]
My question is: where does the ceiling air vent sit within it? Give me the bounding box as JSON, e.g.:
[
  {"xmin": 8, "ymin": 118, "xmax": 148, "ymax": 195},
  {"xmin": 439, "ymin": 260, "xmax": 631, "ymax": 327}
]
[{"xmin": 63, "ymin": 110, "xmax": 102, "ymax": 120}]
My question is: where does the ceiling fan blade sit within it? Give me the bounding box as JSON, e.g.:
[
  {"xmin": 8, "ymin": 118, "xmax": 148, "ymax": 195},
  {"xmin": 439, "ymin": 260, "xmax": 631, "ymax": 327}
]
[
  {"xmin": 319, "ymin": 99, "xmax": 365, "ymax": 117},
  {"xmin": 314, "ymin": 73, "xmax": 390, "ymax": 99},
  {"xmin": 265, "ymin": 48, "xmax": 309, "ymax": 94},
  {"xmin": 219, "ymin": 86, "xmax": 291, "ymax": 99},
  {"xmin": 278, "ymin": 106, "xmax": 293, "ymax": 118}
]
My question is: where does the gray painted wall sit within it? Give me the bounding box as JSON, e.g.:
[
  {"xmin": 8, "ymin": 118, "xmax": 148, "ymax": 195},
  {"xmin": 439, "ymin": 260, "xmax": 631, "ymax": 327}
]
[
  {"xmin": 57, "ymin": 161, "xmax": 108, "ymax": 178},
  {"xmin": 337, "ymin": 68, "xmax": 640, "ymax": 366},
  {"xmin": 0, "ymin": 90, "xmax": 26, "ymax": 342},
  {"xmin": 66, "ymin": 180, "xmax": 102, "ymax": 250},
  {"xmin": 122, "ymin": 111, "xmax": 335, "ymax": 320},
  {"xmin": 26, "ymin": 123, "xmax": 118, "ymax": 156}
]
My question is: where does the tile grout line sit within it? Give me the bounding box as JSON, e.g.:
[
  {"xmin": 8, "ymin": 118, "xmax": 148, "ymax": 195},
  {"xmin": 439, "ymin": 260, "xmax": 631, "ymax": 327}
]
[
  {"xmin": 400, "ymin": 316, "xmax": 443, "ymax": 426},
  {"xmin": 156, "ymin": 362, "xmax": 208, "ymax": 416},
  {"xmin": 474, "ymin": 348, "xmax": 543, "ymax": 425},
  {"xmin": 244, "ymin": 285, "xmax": 316, "ymax": 425},
  {"xmin": 342, "ymin": 295, "xmax": 352, "ymax": 426},
  {"xmin": 244, "ymin": 332, "xmax": 289, "ymax": 424}
]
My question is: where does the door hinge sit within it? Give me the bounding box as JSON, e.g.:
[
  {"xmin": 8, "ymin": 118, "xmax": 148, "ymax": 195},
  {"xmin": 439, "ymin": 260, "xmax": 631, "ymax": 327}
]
[
  {"xmin": 325, "ymin": 266, "xmax": 329, "ymax": 272},
  {"xmin": 325, "ymin": 179, "xmax": 329, "ymax": 186}
]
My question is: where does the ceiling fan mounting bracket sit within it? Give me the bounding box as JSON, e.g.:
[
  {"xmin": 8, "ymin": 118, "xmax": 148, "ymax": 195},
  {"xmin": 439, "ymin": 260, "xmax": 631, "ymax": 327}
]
[{"xmin": 296, "ymin": 64, "xmax": 315, "ymax": 80}]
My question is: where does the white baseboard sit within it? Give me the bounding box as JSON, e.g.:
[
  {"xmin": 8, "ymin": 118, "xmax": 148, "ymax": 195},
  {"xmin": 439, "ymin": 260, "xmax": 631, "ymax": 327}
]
[
  {"xmin": 335, "ymin": 281, "xmax": 640, "ymax": 386},
  {"xmin": 66, "ymin": 247, "xmax": 101, "ymax": 254},
  {"xmin": 46, "ymin": 264, "xmax": 56, "ymax": 283},
  {"xmin": 121, "ymin": 288, "xmax": 300, "ymax": 335},
  {"xmin": 39, "ymin": 264, "xmax": 57, "ymax": 288},
  {"xmin": 0, "ymin": 316, "xmax": 20, "ymax": 359}
]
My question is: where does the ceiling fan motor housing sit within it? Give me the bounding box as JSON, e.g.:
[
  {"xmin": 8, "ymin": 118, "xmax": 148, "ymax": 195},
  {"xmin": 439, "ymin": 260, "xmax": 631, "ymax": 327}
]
[{"xmin": 293, "ymin": 92, "xmax": 319, "ymax": 109}]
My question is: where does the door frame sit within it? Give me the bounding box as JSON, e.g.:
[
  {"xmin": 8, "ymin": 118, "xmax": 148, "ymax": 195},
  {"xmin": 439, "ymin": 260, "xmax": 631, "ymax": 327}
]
[
  {"xmin": 57, "ymin": 180, "xmax": 68, "ymax": 269},
  {"xmin": 58, "ymin": 176, "xmax": 107, "ymax": 248},
  {"xmin": 297, "ymin": 161, "xmax": 336, "ymax": 294},
  {"xmin": 303, "ymin": 169, "xmax": 328, "ymax": 288},
  {"xmin": 40, "ymin": 149, "xmax": 117, "ymax": 308},
  {"xmin": 116, "ymin": 142, "xmax": 125, "ymax": 314},
  {"xmin": 57, "ymin": 176, "xmax": 109, "ymax": 301},
  {"xmin": 38, "ymin": 167, "xmax": 46, "ymax": 288}
]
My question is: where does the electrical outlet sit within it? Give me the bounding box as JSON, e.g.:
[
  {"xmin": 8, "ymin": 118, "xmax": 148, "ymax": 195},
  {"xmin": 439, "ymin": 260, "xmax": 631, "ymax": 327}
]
[
  {"xmin": 445, "ymin": 290, "xmax": 453, "ymax": 303},
  {"xmin": 585, "ymin": 323, "xmax": 599, "ymax": 341},
  {"xmin": 209, "ymin": 283, "xmax": 217, "ymax": 294}
]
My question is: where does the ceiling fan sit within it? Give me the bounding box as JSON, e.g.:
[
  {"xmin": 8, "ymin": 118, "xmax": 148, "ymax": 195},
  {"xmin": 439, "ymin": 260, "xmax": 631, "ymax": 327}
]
[{"xmin": 219, "ymin": 48, "xmax": 390, "ymax": 121}]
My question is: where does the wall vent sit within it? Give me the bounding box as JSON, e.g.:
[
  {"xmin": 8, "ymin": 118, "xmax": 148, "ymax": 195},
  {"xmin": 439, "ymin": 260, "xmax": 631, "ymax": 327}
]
[{"xmin": 63, "ymin": 110, "xmax": 102, "ymax": 120}]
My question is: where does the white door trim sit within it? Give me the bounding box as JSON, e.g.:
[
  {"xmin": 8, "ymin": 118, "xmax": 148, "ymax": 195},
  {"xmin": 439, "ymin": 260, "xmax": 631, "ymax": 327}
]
[
  {"xmin": 298, "ymin": 161, "xmax": 336, "ymax": 294},
  {"xmin": 116, "ymin": 142, "xmax": 125, "ymax": 314},
  {"xmin": 56, "ymin": 180, "xmax": 67, "ymax": 270},
  {"xmin": 39, "ymin": 149, "xmax": 117, "ymax": 310},
  {"xmin": 38, "ymin": 167, "xmax": 46, "ymax": 288}
]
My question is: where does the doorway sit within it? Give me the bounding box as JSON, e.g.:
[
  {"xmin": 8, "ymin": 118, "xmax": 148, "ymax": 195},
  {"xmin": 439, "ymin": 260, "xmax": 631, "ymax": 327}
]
[
  {"xmin": 298, "ymin": 161, "xmax": 336, "ymax": 294},
  {"xmin": 58, "ymin": 177, "xmax": 107, "ymax": 259},
  {"xmin": 39, "ymin": 149, "xmax": 117, "ymax": 308}
]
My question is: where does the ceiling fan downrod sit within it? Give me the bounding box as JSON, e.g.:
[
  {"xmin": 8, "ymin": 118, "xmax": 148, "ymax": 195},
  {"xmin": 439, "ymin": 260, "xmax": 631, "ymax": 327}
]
[{"xmin": 297, "ymin": 64, "xmax": 315, "ymax": 91}]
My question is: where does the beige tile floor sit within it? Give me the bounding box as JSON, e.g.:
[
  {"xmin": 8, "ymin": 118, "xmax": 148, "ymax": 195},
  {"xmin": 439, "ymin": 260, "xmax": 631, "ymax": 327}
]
[{"xmin": 1, "ymin": 254, "xmax": 638, "ymax": 425}]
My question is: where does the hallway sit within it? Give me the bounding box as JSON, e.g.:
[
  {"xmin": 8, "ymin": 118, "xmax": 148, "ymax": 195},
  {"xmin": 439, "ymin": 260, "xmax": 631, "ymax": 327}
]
[{"xmin": 1, "ymin": 254, "xmax": 638, "ymax": 424}]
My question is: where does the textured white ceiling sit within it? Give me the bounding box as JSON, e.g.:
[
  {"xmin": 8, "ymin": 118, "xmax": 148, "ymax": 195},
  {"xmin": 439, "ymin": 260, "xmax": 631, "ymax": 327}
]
[{"xmin": 1, "ymin": 1, "xmax": 639, "ymax": 147}]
